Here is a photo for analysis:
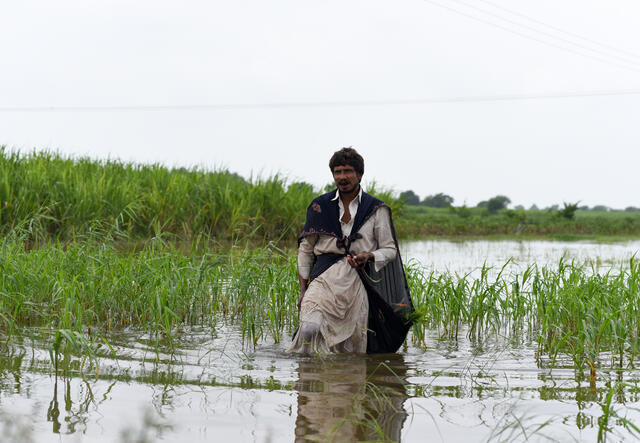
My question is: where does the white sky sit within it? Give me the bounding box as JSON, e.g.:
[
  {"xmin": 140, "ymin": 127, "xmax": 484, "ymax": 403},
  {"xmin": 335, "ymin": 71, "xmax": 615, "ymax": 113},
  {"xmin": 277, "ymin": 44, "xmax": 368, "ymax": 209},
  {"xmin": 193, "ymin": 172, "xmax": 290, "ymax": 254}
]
[{"xmin": 1, "ymin": 0, "xmax": 639, "ymax": 208}]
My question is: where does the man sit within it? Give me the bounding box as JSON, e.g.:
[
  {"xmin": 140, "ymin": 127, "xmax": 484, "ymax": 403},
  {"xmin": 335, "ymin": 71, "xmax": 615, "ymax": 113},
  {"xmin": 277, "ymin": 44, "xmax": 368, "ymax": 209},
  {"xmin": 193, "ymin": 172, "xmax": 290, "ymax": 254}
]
[{"xmin": 289, "ymin": 147, "xmax": 413, "ymax": 354}]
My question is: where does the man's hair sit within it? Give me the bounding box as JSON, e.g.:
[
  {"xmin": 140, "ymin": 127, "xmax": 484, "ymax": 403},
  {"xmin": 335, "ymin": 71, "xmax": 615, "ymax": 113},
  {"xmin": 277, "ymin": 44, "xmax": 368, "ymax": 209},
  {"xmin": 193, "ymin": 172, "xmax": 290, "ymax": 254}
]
[{"xmin": 329, "ymin": 147, "xmax": 364, "ymax": 174}]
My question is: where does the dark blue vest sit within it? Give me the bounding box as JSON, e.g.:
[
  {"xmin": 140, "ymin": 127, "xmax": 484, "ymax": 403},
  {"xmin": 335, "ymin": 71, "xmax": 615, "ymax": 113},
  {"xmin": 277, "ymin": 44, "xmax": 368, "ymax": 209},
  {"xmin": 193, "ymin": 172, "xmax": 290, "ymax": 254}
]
[{"xmin": 299, "ymin": 189, "xmax": 384, "ymax": 280}]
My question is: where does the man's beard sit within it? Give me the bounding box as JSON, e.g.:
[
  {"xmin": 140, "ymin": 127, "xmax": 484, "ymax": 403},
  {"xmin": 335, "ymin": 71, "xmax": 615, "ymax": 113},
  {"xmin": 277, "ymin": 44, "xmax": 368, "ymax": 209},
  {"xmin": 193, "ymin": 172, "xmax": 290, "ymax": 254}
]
[{"xmin": 339, "ymin": 182, "xmax": 360, "ymax": 194}]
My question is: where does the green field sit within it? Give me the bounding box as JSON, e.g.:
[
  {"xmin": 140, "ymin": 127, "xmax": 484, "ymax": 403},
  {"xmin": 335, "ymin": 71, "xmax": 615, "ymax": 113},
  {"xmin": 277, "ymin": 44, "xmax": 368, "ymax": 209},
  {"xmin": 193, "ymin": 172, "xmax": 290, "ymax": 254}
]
[
  {"xmin": 2, "ymin": 149, "xmax": 640, "ymax": 441},
  {"xmin": 0, "ymin": 148, "xmax": 402, "ymax": 246},
  {"xmin": 1, "ymin": 148, "xmax": 638, "ymax": 244},
  {"xmin": 398, "ymin": 205, "xmax": 640, "ymax": 239}
]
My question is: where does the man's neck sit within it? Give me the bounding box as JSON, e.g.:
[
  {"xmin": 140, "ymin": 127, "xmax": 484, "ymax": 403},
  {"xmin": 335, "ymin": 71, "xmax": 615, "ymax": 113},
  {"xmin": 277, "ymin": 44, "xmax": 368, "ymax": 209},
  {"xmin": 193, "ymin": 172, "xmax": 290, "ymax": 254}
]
[{"xmin": 339, "ymin": 184, "xmax": 360, "ymax": 207}]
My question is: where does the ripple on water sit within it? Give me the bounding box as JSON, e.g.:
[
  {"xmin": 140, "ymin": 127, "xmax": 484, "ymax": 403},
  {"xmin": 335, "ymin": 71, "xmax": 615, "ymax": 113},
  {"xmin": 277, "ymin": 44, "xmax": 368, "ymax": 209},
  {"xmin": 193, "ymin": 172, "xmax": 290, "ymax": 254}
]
[
  {"xmin": 2, "ymin": 323, "xmax": 640, "ymax": 442},
  {"xmin": 2, "ymin": 240, "xmax": 640, "ymax": 441}
]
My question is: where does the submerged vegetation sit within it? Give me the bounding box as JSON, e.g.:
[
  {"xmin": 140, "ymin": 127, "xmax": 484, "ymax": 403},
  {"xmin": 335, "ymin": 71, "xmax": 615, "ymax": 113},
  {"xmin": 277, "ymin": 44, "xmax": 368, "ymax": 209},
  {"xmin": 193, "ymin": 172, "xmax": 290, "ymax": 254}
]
[
  {"xmin": 1, "ymin": 230, "xmax": 639, "ymax": 373},
  {"xmin": 407, "ymin": 258, "xmax": 640, "ymax": 370}
]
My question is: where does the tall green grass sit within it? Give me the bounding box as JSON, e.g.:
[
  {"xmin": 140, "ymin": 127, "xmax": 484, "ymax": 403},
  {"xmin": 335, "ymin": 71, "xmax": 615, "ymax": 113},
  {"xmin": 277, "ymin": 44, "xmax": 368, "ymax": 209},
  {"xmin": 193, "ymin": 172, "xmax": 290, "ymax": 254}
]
[
  {"xmin": 407, "ymin": 258, "xmax": 640, "ymax": 369},
  {"xmin": 0, "ymin": 238, "xmax": 298, "ymax": 347},
  {"xmin": 6, "ymin": 147, "xmax": 637, "ymax": 245},
  {"xmin": 1, "ymin": 232, "xmax": 639, "ymax": 370},
  {"xmin": 0, "ymin": 148, "xmax": 403, "ymax": 245},
  {"xmin": 0, "ymin": 148, "xmax": 316, "ymax": 243}
]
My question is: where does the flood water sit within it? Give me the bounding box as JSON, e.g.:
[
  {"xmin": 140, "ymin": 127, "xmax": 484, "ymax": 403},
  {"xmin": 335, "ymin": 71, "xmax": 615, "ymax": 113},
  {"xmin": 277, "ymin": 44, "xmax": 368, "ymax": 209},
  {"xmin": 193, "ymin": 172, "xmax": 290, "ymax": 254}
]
[
  {"xmin": 401, "ymin": 238, "xmax": 640, "ymax": 278},
  {"xmin": 2, "ymin": 239, "xmax": 640, "ymax": 442}
]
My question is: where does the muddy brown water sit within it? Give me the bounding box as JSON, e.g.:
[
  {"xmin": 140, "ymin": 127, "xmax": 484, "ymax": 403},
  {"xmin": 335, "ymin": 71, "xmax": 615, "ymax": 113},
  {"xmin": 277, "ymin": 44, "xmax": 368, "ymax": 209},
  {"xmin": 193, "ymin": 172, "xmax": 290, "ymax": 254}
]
[{"xmin": 1, "ymin": 239, "xmax": 640, "ymax": 442}]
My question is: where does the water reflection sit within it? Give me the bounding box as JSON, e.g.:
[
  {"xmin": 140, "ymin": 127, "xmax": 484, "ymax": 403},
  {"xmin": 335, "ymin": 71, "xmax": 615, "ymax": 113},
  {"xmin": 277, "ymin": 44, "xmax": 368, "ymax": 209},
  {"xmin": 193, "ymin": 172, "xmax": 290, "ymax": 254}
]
[
  {"xmin": 294, "ymin": 354, "xmax": 408, "ymax": 441},
  {"xmin": 46, "ymin": 377, "xmax": 60, "ymax": 433},
  {"xmin": 3, "ymin": 324, "xmax": 640, "ymax": 441},
  {"xmin": 44, "ymin": 375, "xmax": 112, "ymax": 435}
]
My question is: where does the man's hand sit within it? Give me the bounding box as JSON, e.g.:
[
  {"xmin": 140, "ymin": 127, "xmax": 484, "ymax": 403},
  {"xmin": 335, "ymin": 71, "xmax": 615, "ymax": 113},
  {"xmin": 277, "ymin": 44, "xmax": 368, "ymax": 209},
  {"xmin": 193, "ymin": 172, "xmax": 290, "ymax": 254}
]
[{"xmin": 347, "ymin": 252, "xmax": 374, "ymax": 269}]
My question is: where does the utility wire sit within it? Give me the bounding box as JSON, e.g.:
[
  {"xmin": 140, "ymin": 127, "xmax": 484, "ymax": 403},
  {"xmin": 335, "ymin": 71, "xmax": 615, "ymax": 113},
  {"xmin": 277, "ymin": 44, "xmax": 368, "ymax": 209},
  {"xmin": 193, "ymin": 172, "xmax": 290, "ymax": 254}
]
[
  {"xmin": 447, "ymin": 0, "xmax": 640, "ymax": 69},
  {"xmin": 475, "ymin": 0, "xmax": 640, "ymax": 62},
  {"xmin": 1, "ymin": 89, "xmax": 639, "ymax": 112},
  {"xmin": 424, "ymin": 0, "xmax": 640, "ymax": 74}
]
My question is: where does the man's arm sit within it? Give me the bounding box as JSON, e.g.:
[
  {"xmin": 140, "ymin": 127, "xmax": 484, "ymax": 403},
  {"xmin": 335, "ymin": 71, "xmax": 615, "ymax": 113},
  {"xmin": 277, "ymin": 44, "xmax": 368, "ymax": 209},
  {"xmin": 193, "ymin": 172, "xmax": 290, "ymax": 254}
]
[
  {"xmin": 371, "ymin": 206, "xmax": 398, "ymax": 270},
  {"xmin": 297, "ymin": 235, "xmax": 317, "ymax": 309}
]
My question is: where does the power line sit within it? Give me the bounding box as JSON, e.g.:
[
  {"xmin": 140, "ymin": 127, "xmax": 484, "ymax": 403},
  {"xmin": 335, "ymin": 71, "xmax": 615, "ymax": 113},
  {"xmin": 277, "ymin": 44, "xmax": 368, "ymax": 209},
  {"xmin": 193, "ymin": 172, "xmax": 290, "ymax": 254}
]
[
  {"xmin": 1, "ymin": 89, "xmax": 639, "ymax": 112},
  {"xmin": 475, "ymin": 0, "xmax": 640, "ymax": 62},
  {"xmin": 447, "ymin": 0, "xmax": 640, "ymax": 69},
  {"xmin": 424, "ymin": 0, "xmax": 640, "ymax": 74}
]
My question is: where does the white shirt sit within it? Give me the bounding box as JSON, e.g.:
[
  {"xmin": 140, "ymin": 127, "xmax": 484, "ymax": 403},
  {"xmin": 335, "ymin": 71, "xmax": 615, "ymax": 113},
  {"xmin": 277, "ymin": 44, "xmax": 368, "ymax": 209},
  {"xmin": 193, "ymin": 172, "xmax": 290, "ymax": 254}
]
[
  {"xmin": 297, "ymin": 190, "xmax": 397, "ymax": 279},
  {"xmin": 332, "ymin": 187, "xmax": 362, "ymax": 237}
]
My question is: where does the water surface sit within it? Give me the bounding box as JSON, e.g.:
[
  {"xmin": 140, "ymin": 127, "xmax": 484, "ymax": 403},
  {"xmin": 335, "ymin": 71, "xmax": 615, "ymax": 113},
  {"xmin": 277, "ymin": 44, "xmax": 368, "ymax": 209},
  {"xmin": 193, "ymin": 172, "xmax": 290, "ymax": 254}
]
[{"xmin": 2, "ymin": 239, "xmax": 640, "ymax": 442}]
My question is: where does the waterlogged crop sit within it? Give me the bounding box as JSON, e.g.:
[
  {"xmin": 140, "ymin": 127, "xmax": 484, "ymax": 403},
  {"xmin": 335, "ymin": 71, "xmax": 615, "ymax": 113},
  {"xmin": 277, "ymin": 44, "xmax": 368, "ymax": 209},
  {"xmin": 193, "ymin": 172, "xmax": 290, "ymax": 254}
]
[
  {"xmin": 0, "ymin": 240, "xmax": 297, "ymax": 346},
  {"xmin": 1, "ymin": 234, "xmax": 639, "ymax": 373},
  {"xmin": 407, "ymin": 257, "xmax": 640, "ymax": 370}
]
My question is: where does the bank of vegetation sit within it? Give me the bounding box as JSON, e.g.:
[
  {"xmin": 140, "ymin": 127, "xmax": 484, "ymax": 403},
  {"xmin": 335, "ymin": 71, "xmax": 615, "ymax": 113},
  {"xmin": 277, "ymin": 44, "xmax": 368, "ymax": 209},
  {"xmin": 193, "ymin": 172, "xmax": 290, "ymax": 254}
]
[
  {"xmin": 1, "ymin": 148, "xmax": 638, "ymax": 243},
  {"xmin": 0, "ymin": 149, "xmax": 402, "ymax": 244},
  {"xmin": 0, "ymin": 148, "xmax": 319, "ymax": 245},
  {"xmin": 398, "ymin": 205, "xmax": 640, "ymax": 238}
]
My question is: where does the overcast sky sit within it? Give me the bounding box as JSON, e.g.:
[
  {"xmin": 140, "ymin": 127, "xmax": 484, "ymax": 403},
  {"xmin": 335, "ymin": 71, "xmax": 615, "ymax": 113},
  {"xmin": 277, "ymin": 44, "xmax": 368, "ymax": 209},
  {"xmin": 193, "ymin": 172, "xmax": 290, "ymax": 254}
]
[{"xmin": 1, "ymin": 0, "xmax": 639, "ymax": 208}]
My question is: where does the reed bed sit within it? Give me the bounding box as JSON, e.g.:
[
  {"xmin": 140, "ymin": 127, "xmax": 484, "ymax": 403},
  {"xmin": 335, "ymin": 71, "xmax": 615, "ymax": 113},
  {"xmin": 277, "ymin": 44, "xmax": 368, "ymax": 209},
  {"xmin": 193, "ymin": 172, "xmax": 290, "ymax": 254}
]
[
  {"xmin": 1, "ymin": 233, "xmax": 639, "ymax": 371},
  {"xmin": 3, "ymin": 148, "xmax": 637, "ymax": 245},
  {"xmin": 0, "ymin": 238, "xmax": 299, "ymax": 346},
  {"xmin": 0, "ymin": 148, "xmax": 314, "ymax": 243},
  {"xmin": 0, "ymin": 148, "xmax": 402, "ymax": 245}
]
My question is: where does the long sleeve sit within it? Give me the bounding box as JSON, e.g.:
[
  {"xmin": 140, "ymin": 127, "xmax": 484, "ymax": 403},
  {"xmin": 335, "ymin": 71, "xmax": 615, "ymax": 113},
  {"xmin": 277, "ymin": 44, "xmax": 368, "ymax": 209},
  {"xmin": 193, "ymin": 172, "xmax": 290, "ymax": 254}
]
[
  {"xmin": 371, "ymin": 207, "xmax": 397, "ymax": 272},
  {"xmin": 297, "ymin": 235, "xmax": 318, "ymax": 280}
]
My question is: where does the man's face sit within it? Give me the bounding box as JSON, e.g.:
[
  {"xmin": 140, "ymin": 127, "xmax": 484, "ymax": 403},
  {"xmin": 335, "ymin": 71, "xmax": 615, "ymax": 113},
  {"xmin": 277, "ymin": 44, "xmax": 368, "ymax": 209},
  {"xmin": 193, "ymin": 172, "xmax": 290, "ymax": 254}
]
[{"xmin": 332, "ymin": 164, "xmax": 362, "ymax": 194}]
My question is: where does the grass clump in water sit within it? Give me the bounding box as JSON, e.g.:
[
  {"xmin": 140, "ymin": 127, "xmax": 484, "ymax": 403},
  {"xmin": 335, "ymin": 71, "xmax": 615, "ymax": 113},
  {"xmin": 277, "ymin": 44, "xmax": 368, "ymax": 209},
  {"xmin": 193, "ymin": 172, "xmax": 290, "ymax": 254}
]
[
  {"xmin": 2, "ymin": 228, "xmax": 640, "ymax": 373},
  {"xmin": 406, "ymin": 258, "xmax": 640, "ymax": 370},
  {"xmin": 0, "ymin": 236, "xmax": 300, "ymax": 348}
]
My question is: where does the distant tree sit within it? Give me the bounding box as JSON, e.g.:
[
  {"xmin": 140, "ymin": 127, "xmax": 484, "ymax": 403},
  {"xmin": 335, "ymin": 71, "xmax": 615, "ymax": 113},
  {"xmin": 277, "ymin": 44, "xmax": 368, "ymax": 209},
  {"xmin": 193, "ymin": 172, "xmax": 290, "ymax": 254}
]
[
  {"xmin": 559, "ymin": 202, "xmax": 580, "ymax": 220},
  {"xmin": 486, "ymin": 195, "xmax": 511, "ymax": 214},
  {"xmin": 422, "ymin": 193, "xmax": 454, "ymax": 208},
  {"xmin": 592, "ymin": 205, "xmax": 609, "ymax": 212},
  {"xmin": 578, "ymin": 205, "xmax": 590, "ymax": 211},
  {"xmin": 625, "ymin": 206, "xmax": 640, "ymax": 212},
  {"xmin": 399, "ymin": 190, "xmax": 420, "ymax": 205},
  {"xmin": 514, "ymin": 205, "xmax": 524, "ymax": 210},
  {"xmin": 546, "ymin": 204, "xmax": 559, "ymax": 211},
  {"xmin": 529, "ymin": 204, "xmax": 539, "ymax": 211},
  {"xmin": 477, "ymin": 200, "xmax": 488, "ymax": 209}
]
